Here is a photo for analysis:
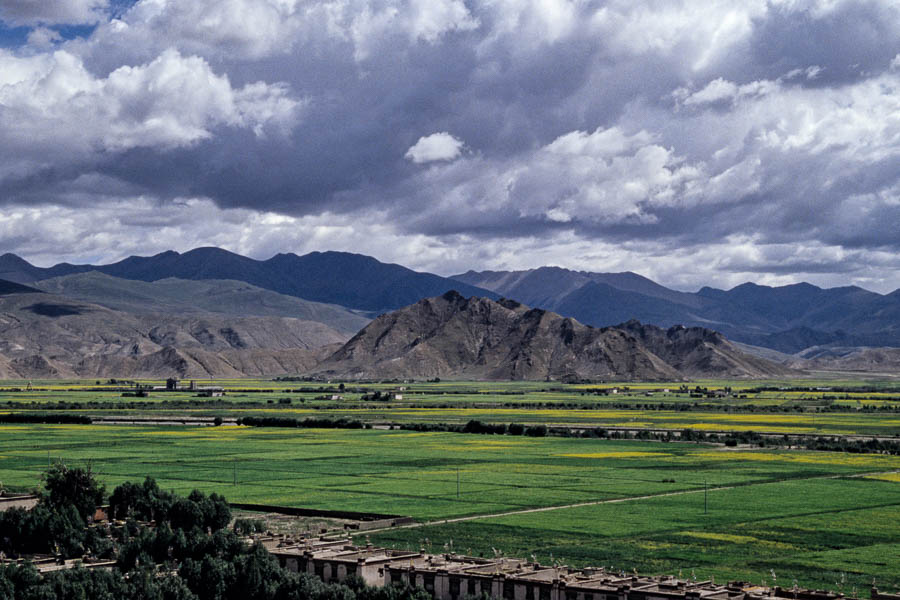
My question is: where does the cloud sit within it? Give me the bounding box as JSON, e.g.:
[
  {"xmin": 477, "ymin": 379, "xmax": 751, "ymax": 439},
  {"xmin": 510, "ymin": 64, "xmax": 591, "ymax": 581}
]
[
  {"xmin": 78, "ymin": 0, "xmax": 478, "ymax": 65},
  {"xmin": 25, "ymin": 27, "xmax": 64, "ymax": 49},
  {"xmin": 0, "ymin": 0, "xmax": 108, "ymax": 26},
  {"xmin": 6, "ymin": 196, "xmax": 899, "ymax": 295},
  {"xmin": 405, "ymin": 132, "xmax": 465, "ymax": 163},
  {"xmin": 0, "ymin": 47, "xmax": 302, "ymax": 189},
  {"xmin": 2, "ymin": 0, "xmax": 900, "ymax": 294},
  {"xmin": 0, "ymin": 196, "xmax": 479, "ymax": 281},
  {"xmin": 679, "ymin": 77, "xmax": 779, "ymax": 106},
  {"xmin": 392, "ymin": 126, "xmax": 712, "ymax": 233}
]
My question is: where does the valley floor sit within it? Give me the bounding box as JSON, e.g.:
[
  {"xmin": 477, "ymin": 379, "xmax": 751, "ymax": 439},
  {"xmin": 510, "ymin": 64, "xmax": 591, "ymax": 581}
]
[{"xmin": 0, "ymin": 378, "xmax": 898, "ymax": 595}]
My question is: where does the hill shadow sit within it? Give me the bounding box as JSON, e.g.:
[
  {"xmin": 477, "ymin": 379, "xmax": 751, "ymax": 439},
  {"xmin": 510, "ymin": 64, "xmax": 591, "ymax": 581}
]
[{"xmin": 23, "ymin": 303, "xmax": 87, "ymax": 317}]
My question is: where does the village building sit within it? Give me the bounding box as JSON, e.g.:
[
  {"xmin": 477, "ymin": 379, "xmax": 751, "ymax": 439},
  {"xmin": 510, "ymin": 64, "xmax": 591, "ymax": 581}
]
[{"xmin": 266, "ymin": 538, "xmax": 884, "ymax": 600}]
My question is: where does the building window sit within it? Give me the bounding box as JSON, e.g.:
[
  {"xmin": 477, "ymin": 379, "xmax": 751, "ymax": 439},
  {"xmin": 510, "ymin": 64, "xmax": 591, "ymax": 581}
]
[{"xmin": 450, "ymin": 577, "xmax": 461, "ymax": 600}]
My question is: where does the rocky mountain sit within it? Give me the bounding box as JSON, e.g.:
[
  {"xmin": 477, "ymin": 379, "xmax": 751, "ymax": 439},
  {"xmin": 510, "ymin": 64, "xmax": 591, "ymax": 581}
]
[
  {"xmin": 0, "ymin": 286, "xmax": 347, "ymax": 379},
  {"xmin": 616, "ymin": 320, "xmax": 791, "ymax": 378},
  {"xmin": 453, "ymin": 267, "xmax": 900, "ymax": 354},
  {"xmin": 34, "ymin": 271, "xmax": 370, "ymax": 335},
  {"xmin": 1, "ymin": 248, "xmax": 497, "ymax": 314},
  {"xmin": 313, "ymin": 292, "xmax": 793, "ymax": 380}
]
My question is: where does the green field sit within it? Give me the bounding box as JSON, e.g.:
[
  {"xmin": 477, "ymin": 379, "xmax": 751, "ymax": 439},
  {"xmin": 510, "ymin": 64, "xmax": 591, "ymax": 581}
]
[
  {"xmin": 0, "ymin": 423, "xmax": 897, "ymax": 592},
  {"xmin": 5, "ymin": 378, "xmax": 900, "ymax": 409},
  {"xmin": 3, "ymin": 378, "xmax": 900, "ymax": 438},
  {"xmin": 1, "ymin": 378, "xmax": 899, "ymax": 594},
  {"xmin": 371, "ymin": 477, "xmax": 900, "ymax": 593}
]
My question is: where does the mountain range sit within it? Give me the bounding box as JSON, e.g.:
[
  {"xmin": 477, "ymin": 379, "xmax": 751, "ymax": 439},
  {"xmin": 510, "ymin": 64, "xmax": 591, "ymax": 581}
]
[
  {"xmin": 0, "ymin": 247, "xmax": 898, "ymax": 378},
  {"xmin": 0, "ymin": 248, "xmax": 496, "ymax": 314},
  {"xmin": 453, "ymin": 267, "xmax": 900, "ymax": 353}
]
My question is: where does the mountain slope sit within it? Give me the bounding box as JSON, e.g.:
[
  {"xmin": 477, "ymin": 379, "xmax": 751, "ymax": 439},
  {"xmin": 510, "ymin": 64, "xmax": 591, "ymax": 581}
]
[
  {"xmin": 0, "ymin": 290, "xmax": 349, "ymax": 378},
  {"xmin": 792, "ymin": 347, "xmax": 900, "ymax": 373},
  {"xmin": 0, "ymin": 278, "xmax": 43, "ymax": 295},
  {"xmin": 454, "ymin": 266, "xmax": 700, "ymax": 309},
  {"xmin": 314, "ymin": 292, "xmax": 792, "ymax": 380},
  {"xmin": 34, "ymin": 272, "xmax": 370, "ymax": 335},
  {"xmin": 617, "ymin": 320, "xmax": 789, "ymax": 378}
]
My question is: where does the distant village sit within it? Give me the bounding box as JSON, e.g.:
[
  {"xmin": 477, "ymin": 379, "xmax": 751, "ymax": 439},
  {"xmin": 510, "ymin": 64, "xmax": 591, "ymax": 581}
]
[{"xmin": 118, "ymin": 378, "xmax": 225, "ymax": 398}]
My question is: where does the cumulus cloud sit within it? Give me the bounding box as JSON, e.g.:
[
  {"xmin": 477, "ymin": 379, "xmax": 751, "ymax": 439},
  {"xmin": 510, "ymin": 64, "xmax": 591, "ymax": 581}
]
[
  {"xmin": 405, "ymin": 132, "xmax": 465, "ymax": 163},
  {"xmin": 0, "ymin": 48, "xmax": 301, "ymax": 166},
  {"xmin": 0, "ymin": 0, "xmax": 108, "ymax": 26}
]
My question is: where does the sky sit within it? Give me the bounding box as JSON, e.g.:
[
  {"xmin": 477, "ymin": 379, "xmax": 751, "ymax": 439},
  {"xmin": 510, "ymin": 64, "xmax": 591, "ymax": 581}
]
[{"xmin": 0, "ymin": 0, "xmax": 899, "ymax": 293}]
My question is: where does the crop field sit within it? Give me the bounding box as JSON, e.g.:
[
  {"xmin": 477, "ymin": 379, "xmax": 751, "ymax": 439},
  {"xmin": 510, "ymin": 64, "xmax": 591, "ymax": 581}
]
[
  {"xmin": 0, "ymin": 424, "xmax": 898, "ymax": 591},
  {"xmin": 0, "ymin": 378, "xmax": 899, "ymax": 594},
  {"xmin": 370, "ymin": 476, "xmax": 900, "ymax": 592},
  {"xmin": 4, "ymin": 378, "xmax": 900, "ymax": 410},
  {"xmin": 3, "ymin": 378, "xmax": 900, "ymax": 438}
]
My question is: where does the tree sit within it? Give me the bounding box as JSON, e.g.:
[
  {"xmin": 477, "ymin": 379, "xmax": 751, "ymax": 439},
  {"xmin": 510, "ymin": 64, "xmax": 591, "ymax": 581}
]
[
  {"xmin": 40, "ymin": 462, "xmax": 105, "ymax": 522},
  {"xmin": 110, "ymin": 477, "xmax": 175, "ymax": 522},
  {"xmin": 170, "ymin": 498, "xmax": 204, "ymax": 532}
]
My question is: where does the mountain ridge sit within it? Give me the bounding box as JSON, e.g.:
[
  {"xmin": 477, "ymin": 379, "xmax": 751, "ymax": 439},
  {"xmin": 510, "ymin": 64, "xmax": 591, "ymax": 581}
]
[{"xmin": 2, "ymin": 249, "xmax": 498, "ymax": 314}]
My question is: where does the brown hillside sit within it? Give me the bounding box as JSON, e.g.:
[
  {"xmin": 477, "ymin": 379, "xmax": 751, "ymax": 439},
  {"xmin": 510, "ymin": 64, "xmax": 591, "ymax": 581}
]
[{"xmin": 313, "ymin": 292, "xmax": 792, "ymax": 380}]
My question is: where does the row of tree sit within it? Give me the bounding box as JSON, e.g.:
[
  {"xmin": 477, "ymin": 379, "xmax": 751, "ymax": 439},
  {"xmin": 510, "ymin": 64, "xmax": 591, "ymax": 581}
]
[{"xmin": 393, "ymin": 421, "xmax": 900, "ymax": 455}]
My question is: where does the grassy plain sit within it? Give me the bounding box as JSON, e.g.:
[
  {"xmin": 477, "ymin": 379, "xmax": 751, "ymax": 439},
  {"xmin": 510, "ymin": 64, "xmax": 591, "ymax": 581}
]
[{"xmin": 0, "ymin": 424, "xmax": 898, "ymax": 591}]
